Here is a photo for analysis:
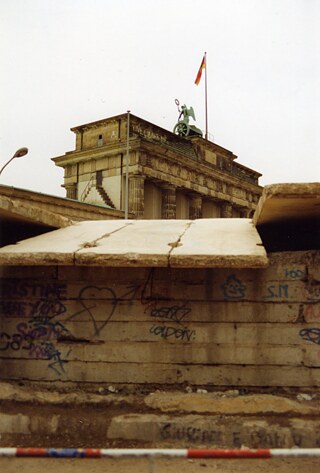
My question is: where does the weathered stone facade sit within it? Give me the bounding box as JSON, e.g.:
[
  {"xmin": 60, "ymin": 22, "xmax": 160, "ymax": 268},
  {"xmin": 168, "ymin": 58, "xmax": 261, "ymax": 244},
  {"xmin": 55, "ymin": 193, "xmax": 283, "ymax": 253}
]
[{"xmin": 52, "ymin": 113, "xmax": 262, "ymax": 219}]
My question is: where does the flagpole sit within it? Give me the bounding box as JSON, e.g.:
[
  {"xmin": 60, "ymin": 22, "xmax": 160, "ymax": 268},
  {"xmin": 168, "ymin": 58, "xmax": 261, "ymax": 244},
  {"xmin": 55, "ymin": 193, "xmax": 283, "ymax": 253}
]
[{"xmin": 204, "ymin": 51, "xmax": 208, "ymax": 140}]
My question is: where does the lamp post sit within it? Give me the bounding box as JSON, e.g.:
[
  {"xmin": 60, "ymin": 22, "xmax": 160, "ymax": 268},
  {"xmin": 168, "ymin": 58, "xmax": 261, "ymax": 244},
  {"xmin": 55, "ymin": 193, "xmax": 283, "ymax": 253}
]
[
  {"xmin": 124, "ymin": 111, "xmax": 130, "ymax": 219},
  {"xmin": 0, "ymin": 147, "xmax": 28, "ymax": 175}
]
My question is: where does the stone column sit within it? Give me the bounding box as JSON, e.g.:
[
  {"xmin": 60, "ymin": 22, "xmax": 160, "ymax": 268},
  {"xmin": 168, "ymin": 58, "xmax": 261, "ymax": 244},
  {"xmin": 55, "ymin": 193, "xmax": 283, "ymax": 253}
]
[
  {"xmin": 129, "ymin": 175, "xmax": 145, "ymax": 218},
  {"xmin": 65, "ymin": 184, "xmax": 77, "ymax": 200},
  {"xmin": 221, "ymin": 202, "xmax": 233, "ymax": 218},
  {"xmin": 161, "ymin": 185, "xmax": 176, "ymax": 219},
  {"xmin": 239, "ymin": 208, "xmax": 249, "ymax": 218},
  {"xmin": 189, "ymin": 193, "xmax": 202, "ymax": 220}
]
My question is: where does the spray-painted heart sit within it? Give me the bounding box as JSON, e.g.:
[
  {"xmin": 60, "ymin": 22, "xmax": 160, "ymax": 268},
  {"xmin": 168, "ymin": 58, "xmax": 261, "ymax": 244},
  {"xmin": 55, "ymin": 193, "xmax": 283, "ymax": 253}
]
[{"xmin": 75, "ymin": 285, "xmax": 118, "ymax": 337}]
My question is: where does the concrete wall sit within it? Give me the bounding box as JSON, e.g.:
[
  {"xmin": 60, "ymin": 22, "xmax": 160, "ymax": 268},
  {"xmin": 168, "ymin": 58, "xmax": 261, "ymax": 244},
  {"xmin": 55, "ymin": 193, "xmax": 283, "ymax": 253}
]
[{"xmin": 0, "ymin": 250, "xmax": 319, "ymax": 387}]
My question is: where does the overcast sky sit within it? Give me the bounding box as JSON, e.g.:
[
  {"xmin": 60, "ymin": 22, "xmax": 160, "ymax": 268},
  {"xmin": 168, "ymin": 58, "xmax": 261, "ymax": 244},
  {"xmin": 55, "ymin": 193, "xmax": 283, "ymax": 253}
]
[{"xmin": 1, "ymin": 0, "xmax": 319, "ymax": 197}]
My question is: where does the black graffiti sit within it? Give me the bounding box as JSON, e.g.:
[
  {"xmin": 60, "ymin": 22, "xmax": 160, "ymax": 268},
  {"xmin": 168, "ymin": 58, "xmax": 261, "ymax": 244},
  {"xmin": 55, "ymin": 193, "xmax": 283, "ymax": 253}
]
[
  {"xmin": 160, "ymin": 423, "xmax": 298, "ymax": 448},
  {"xmin": 65, "ymin": 285, "xmax": 145, "ymax": 337},
  {"xmin": 0, "ymin": 280, "xmax": 67, "ymax": 300},
  {"xmin": 150, "ymin": 305, "xmax": 191, "ymax": 325},
  {"xmin": 140, "ymin": 268, "xmax": 155, "ymax": 305},
  {"xmin": 160, "ymin": 423, "xmax": 222, "ymax": 443},
  {"xmin": 0, "ymin": 300, "xmax": 29, "ymax": 317},
  {"xmin": 299, "ymin": 328, "xmax": 320, "ymax": 345},
  {"xmin": 250, "ymin": 430, "xmax": 286, "ymax": 448},
  {"xmin": 64, "ymin": 285, "xmax": 118, "ymax": 337},
  {"xmin": 150, "ymin": 324, "xmax": 195, "ymax": 342}
]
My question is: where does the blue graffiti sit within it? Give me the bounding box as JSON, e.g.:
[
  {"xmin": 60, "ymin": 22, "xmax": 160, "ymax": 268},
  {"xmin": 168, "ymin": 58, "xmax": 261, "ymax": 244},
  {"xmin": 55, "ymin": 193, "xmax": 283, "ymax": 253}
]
[
  {"xmin": 299, "ymin": 328, "xmax": 320, "ymax": 345},
  {"xmin": 265, "ymin": 284, "xmax": 289, "ymax": 299},
  {"xmin": 221, "ymin": 275, "xmax": 246, "ymax": 300}
]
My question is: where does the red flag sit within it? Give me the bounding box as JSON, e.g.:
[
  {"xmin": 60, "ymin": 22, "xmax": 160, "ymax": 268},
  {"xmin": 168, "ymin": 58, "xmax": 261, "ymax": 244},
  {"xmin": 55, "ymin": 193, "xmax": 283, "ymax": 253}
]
[{"xmin": 195, "ymin": 55, "xmax": 206, "ymax": 85}]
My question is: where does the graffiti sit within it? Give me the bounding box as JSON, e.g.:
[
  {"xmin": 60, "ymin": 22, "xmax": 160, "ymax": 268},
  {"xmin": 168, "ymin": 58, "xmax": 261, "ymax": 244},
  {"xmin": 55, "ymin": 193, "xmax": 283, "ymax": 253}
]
[
  {"xmin": 140, "ymin": 268, "xmax": 155, "ymax": 305},
  {"xmin": 148, "ymin": 291, "xmax": 194, "ymax": 342},
  {"xmin": 150, "ymin": 305, "xmax": 191, "ymax": 325},
  {"xmin": 285, "ymin": 269, "xmax": 306, "ymax": 279},
  {"xmin": 159, "ymin": 423, "xmax": 304, "ymax": 448},
  {"xmin": 0, "ymin": 270, "xmax": 195, "ymax": 374},
  {"xmin": 29, "ymin": 299, "xmax": 66, "ymax": 318},
  {"xmin": 305, "ymin": 285, "xmax": 320, "ymax": 302},
  {"xmin": 300, "ymin": 304, "xmax": 320, "ymax": 323},
  {"xmin": 0, "ymin": 296, "xmax": 66, "ymax": 319},
  {"xmin": 249, "ymin": 429, "xmax": 287, "ymax": 448},
  {"xmin": 66, "ymin": 286, "xmax": 118, "ymax": 337},
  {"xmin": 0, "ymin": 280, "xmax": 67, "ymax": 300},
  {"xmin": 0, "ymin": 300, "xmax": 29, "ymax": 317},
  {"xmin": 0, "ymin": 276, "xmax": 158, "ymax": 375},
  {"xmin": 0, "ymin": 293, "xmax": 71, "ymax": 376},
  {"xmin": 45, "ymin": 343, "xmax": 70, "ymax": 376},
  {"xmin": 0, "ymin": 328, "xmax": 70, "ymax": 377},
  {"xmin": 0, "ymin": 290, "xmax": 69, "ymax": 376},
  {"xmin": 160, "ymin": 423, "xmax": 222, "ymax": 443},
  {"xmin": 66, "ymin": 281, "xmax": 151, "ymax": 336},
  {"xmin": 265, "ymin": 284, "xmax": 289, "ymax": 299},
  {"xmin": 299, "ymin": 328, "xmax": 320, "ymax": 345},
  {"xmin": 64, "ymin": 270, "xmax": 156, "ymax": 336},
  {"xmin": 0, "ymin": 312, "xmax": 69, "ymax": 351},
  {"xmin": 221, "ymin": 275, "xmax": 246, "ymax": 300},
  {"xmin": 20, "ymin": 318, "xmax": 68, "ymax": 342},
  {"xmin": 150, "ymin": 324, "xmax": 195, "ymax": 342}
]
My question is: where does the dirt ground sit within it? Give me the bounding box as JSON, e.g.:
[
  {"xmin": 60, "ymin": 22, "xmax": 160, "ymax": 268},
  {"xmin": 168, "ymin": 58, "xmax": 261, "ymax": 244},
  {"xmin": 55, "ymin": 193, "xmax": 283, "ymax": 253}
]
[
  {"xmin": 0, "ymin": 457, "xmax": 320, "ymax": 473},
  {"xmin": 2, "ymin": 382, "xmax": 320, "ymax": 471}
]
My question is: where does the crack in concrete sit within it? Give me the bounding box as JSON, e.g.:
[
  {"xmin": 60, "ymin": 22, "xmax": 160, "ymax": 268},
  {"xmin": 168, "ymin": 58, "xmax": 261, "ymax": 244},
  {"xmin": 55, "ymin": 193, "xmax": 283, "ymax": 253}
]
[
  {"xmin": 72, "ymin": 222, "xmax": 133, "ymax": 264},
  {"xmin": 167, "ymin": 221, "xmax": 194, "ymax": 267},
  {"xmin": 75, "ymin": 222, "xmax": 134, "ymax": 252}
]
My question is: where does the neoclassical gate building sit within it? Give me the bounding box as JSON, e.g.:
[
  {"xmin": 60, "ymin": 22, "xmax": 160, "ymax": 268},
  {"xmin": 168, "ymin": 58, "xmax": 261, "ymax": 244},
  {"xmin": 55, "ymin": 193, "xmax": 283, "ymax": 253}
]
[{"xmin": 52, "ymin": 113, "xmax": 262, "ymax": 219}]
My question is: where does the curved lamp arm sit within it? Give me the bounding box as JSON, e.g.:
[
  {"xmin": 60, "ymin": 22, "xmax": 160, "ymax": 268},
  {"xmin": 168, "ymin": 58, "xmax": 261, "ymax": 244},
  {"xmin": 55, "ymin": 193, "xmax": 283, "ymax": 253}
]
[{"xmin": 0, "ymin": 147, "xmax": 28, "ymax": 175}]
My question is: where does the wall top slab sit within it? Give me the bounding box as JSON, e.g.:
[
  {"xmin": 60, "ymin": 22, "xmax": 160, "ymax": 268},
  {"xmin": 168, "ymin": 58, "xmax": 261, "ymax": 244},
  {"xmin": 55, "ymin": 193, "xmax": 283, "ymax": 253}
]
[{"xmin": 0, "ymin": 218, "xmax": 267, "ymax": 268}]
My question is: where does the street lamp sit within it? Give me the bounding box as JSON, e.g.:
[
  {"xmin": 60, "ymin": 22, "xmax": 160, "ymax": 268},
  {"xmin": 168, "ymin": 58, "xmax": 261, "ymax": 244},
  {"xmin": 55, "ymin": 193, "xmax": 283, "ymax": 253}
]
[{"xmin": 0, "ymin": 147, "xmax": 29, "ymax": 175}]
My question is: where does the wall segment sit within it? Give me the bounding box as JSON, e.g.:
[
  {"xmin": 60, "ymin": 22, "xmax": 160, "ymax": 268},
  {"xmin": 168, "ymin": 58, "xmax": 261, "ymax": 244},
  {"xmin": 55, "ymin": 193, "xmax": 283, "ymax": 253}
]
[{"xmin": 0, "ymin": 250, "xmax": 319, "ymax": 387}]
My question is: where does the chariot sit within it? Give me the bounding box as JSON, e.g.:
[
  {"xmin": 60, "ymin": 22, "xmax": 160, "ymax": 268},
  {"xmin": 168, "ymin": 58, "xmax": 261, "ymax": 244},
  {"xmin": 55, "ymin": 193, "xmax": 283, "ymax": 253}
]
[{"xmin": 173, "ymin": 99, "xmax": 202, "ymax": 137}]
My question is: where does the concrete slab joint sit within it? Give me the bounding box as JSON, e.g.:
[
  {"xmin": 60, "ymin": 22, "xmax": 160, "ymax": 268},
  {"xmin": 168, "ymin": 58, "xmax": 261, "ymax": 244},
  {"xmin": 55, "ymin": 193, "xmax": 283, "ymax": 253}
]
[{"xmin": 167, "ymin": 221, "xmax": 193, "ymax": 266}]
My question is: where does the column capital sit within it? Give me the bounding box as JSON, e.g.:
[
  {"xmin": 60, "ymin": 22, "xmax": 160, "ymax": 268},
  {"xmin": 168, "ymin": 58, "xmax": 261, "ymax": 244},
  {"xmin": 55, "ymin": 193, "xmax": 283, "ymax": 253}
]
[
  {"xmin": 159, "ymin": 183, "xmax": 176, "ymax": 191},
  {"xmin": 129, "ymin": 174, "xmax": 145, "ymax": 182}
]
